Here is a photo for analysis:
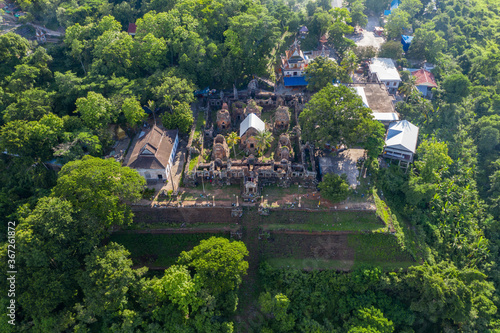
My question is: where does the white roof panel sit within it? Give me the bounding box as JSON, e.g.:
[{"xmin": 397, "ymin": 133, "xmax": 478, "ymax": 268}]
[
  {"xmin": 372, "ymin": 112, "xmax": 399, "ymax": 121},
  {"xmin": 385, "ymin": 120, "xmax": 419, "ymax": 154},
  {"xmin": 353, "ymin": 86, "xmax": 369, "ymax": 107},
  {"xmin": 369, "ymin": 58, "xmax": 401, "ymax": 82},
  {"xmin": 240, "ymin": 113, "xmax": 265, "ymax": 137}
]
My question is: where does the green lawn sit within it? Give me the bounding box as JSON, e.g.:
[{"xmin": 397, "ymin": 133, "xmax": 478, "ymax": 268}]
[
  {"xmin": 262, "ymin": 210, "xmax": 386, "ymax": 232},
  {"xmin": 188, "ymin": 154, "xmax": 199, "ymax": 171},
  {"xmin": 347, "ymin": 233, "xmax": 416, "ymax": 267},
  {"xmin": 109, "ymin": 232, "xmax": 228, "ymax": 267}
]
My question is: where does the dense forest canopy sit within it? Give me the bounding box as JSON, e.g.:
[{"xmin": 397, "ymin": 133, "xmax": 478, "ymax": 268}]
[{"xmin": 0, "ymin": 0, "xmax": 500, "ymax": 331}]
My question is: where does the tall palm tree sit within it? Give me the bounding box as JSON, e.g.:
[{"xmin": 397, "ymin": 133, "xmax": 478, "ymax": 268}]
[
  {"xmin": 255, "ymin": 130, "xmax": 274, "ymax": 156},
  {"xmin": 226, "ymin": 131, "xmax": 240, "ymax": 158},
  {"xmin": 398, "ymin": 75, "xmax": 417, "ymax": 101}
]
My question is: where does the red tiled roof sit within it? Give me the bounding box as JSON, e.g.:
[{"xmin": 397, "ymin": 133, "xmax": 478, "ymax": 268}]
[
  {"xmin": 128, "ymin": 23, "xmax": 137, "ymax": 34},
  {"xmin": 412, "ymin": 69, "xmax": 437, "ymax": 87}
]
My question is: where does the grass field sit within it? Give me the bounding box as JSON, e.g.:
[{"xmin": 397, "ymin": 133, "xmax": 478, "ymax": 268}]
[
  {"xmin": 260, "ymin": 232, "xmax": 415, "ymax": 271},
  {"xmin": 261, "ymin": 210, "xmax": 387, "ymax": 232},
  {"xmin": 347, "ymin": 233, "xmax": 415, "ymax": 269},
  {"xmin": 109, "ymin": 232, "xmax": 229, "ymax": 267}
]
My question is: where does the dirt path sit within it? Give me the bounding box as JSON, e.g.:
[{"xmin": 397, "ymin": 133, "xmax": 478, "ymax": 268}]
[{"xmin": 236, "ymin": 210, "xmax": 263, "ymax": 332}]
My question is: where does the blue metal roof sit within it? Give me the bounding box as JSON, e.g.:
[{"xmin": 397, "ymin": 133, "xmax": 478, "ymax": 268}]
[
  {"xmin": 401, "ymin": 35, "xmax": 414, "ymax": 52},
  {"xmin": 284, "ymin": 76, "xmax": 308, "ymax": 87},
  {"xmin": 390, "ymin": 0, "xmax": 400, "ymax": 10},
  {"xmin": 384, "ymin": 9, "xmax": 392, "ymax": 15}
]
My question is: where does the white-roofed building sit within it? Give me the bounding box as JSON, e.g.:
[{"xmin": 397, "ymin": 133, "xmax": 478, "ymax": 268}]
[
  {"xmin": 239, "ymin": 113, "xmax": 265, "ymax": 154},
  {"xmin": 350, "ymin": 84, "xmax": 399, "ymax": 127},
  {"xmin": 353, "ymin": 86, "xmax": 369, "ymax": 107},
  {"xmin": 383, "ymin": 120, "xmax": 419, "ymax": 165},
  {"xmin": 368, "ymin": 58, "xmax": 402, "ymax": 94},
  {"xmin": 372, "ymin": 112, "xmax": 400, "ymax": 126}
]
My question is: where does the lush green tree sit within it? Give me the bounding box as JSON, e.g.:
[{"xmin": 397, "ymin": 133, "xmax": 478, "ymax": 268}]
[
  {"xmin": 328, "ymin": 8, "xmax": 355, "ymax": 55},
  {"xmin": 304, "ymin": 56, "xmax": 339, "ymax": 91},
  {"xmin": 0, "ymin": 113, "xmax": 64, "ymax": 161},
  {"xmin": 365, "ymin": 0, "xmax": 391, "ymax": 14},
  {"xmin": 414, "ymin": 139, "xmax": 453, "ymax": 184},
  {"xmin": 224, "ymin": 8, "xmax": 281, "ymax": 78},
  {"xmin": 156, "ymin": 265, "xmax": 203, "ymax": 318},
  {"xmin": 350, "ymin": 0, "xmax": 368, "ymax": 28},
  {"xmin": 78, "ymin": 242, "xmax": 147, "ymax": 318},
  {"xmin": 442, "ymin": 73, "xmax": 471, "ymax": 103},
  {"xmin": 3, "ymin": 88, "xmax": 55, "ymax": 122},
  {"xmin": 310, "ymin": 10, "xmax": 333, "ymax": 37},
  {"xmin": 340, "ymin": 49, "xmax": 359, "ymax": 80},
  {"xmin": 299, "ymin": 84, "xmax": 376, "ymax": 147},
  {"xmin": 347, "ymin": 307, "xmax": 395, "ymax": 333},
  {"xmin": 477, "ymin": 126, "xmax": 500, "ymax": 153},
  {"xmin": 54, "ymin": 131, "xmax": 103, "ymax": 162},
  {"xmin": 255, "ymin": 130, "xmax": 274, "ymax": 156},
  {"xmin": 177, "ymin": 237, "xmax": 249, "ymax": 295},
  {"xmin": 92, "ymin": 30, "xmax": 135, "ymax": 76},
  {"xmin": 355, "ymin": 46, "xmax": 377, "ymax": 61},
  {"xmin": 378, "ymin": 40, "xmax": 404, "ymax": 59},
  {"xmin": 15, "ymin": 197, "xmax": 81, "ymax": 319},
  {"xmin": 364, "ymin": 121, "xmax": 386, "ymax": 159},
  {"xmin": 319, "ymin": 173, "xmax": 350, "ymax": 202},
  {"xmin": 153, "ymin": 76, "xmax": 196, "ymax": 110},
  {"xmin": 399, "ymin": 0, "xmax": 423, "ymax": 17},
  {"xmin": 0, "ymin": 33, "xmax": 30, "ymax": 76},
  {"xmin": 134, "ymin": 33, "xmax": 168, "ymax": 73},
  {"xmin": 405, "ymin": 262, "xmax": 497, "ymax": 326},
  {"xmin": 259, "ymin": 292, "xmax": 296, "ymax": 332},
  {"xmin": 405, "ymin": 139, "xmax": 452, "ymax": 206},
  {"xmin": 161, "ymin": 102, "xmax": 194, "ymax": 134},
  {"xmin": 122, "ymin": 96, "xmax": 147, "ymax": 127},
  {"xmin": 410, "ymin": 23, "xmax": 447, "ymax": 63},
  {"xmin": 5, "ymin": 64, "xmax": 41, "ymax": 92},
  {"xmin": 385, "ymin": 9, "xmax": 411, "ymax": 39},
  {"xmin": 52, "ymin": 156, "xmax": 146, "ymax": 230},
  {"xmin": 75, "ymin": 91, "xmax": 116, "ymax": 129}
]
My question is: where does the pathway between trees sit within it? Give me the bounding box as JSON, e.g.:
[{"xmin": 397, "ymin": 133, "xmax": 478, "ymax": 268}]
[{"xmin": 237, "ymin": 210, "xmax": 263, "ymax": 332}]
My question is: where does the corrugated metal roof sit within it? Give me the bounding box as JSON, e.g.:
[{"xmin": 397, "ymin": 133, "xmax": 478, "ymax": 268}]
[
  {"xmin": 373, "ymin": 113, "xmax": 400, "ymax": 121},
  {"xmin": 385, "ymin": 120, "xmax": 419, "ymax": 154},
  {"xmin": 412, "ymin": 68, "xmax": 437, "ymax": 87},
  {"xmin": 240, "ymin": 113, "xmax": 265, "ymax": 137},
  {"xmin": 369, "ymin": 58, "xmax": 401, "ymax": 82},
  {"xmin": 283, "ymin": 76, "xmax": 308, "ymax": 87}
]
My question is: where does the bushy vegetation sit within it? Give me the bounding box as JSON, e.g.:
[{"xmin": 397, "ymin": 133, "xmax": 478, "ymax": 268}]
[{"xmin": 1, "ymin": 0, "xmax": 500, "ymax": 331}]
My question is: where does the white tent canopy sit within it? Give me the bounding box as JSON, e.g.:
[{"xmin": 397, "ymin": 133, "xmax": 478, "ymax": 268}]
[{"xmin": 239, "ymin": 113, "xmax": 265, "ymax": 137}]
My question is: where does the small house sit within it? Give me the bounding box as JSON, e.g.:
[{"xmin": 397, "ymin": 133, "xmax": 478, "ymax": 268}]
[
  {"xmin": 127, "ymin": 23, "xmax": 137, "ymax": 36},
  {"xmin": 125, "ymin": 125, "xmax": 179, "ymax": 182},
  {"xmin": 368, "ymin": 58, "xmax": 402, "ymax": 94},
  {"xmin": 411, "ymin": 68, "xmax": 437, "ymax": 98},
  {"xmin": 299, "ymin": 26, "xmax": 309, "ymax": 39},
  {"xmin": 383, "ymin": 120, "xmax": 419, "ymax": 165}
]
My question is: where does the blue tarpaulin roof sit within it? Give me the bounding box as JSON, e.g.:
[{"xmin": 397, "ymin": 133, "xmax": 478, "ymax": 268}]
[
  {"xmin": 401, "ymin": 35, "xmax": 414, "ymax": 52},
  {"xmin": 384, "ymin": 10, "xmax": 392, "ymax": 15},
  {"xmin": 284, "ymin": 76, "xmax": 308, "ymax": 87},
  {"xmin": 390, "ymin": 0, "xmax": 400, "ymax": 10}
]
